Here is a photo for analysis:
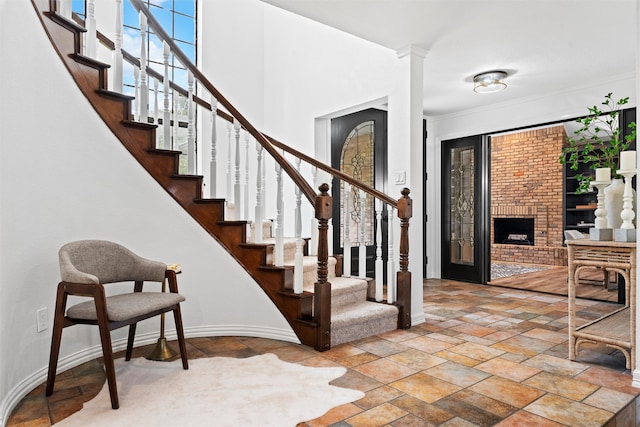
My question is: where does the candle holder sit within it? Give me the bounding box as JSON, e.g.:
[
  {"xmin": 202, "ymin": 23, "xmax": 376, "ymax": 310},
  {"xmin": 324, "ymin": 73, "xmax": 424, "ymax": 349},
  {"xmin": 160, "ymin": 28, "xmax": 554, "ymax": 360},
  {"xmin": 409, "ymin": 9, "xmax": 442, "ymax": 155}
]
[
  {"xmin": 614, "ymin": 169, "xmax": 637, "ymax": 242},
  {"xmin": 589, "ymin": 180, "xmax": 613, "ymax": 241}
]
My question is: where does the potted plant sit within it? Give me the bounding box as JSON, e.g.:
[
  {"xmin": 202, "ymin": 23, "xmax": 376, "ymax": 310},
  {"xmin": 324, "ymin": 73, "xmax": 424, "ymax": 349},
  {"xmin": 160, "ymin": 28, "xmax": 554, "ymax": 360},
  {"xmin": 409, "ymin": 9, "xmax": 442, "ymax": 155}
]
[{"xmin": 560, "ymin": 92, "xmax": 637, "ymax": 194}]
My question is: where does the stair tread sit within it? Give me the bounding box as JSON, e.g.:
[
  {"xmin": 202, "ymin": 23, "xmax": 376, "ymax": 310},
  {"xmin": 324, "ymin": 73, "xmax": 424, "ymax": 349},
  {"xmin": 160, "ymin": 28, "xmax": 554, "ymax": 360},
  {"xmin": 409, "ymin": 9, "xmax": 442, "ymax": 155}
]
[
  {"xmin": 284, "ymin": 255, "xmax": 335, "ymax": 268},
  {"xmin": 306, "ymin": 275, "xmax": 367, "ymax": 292}
]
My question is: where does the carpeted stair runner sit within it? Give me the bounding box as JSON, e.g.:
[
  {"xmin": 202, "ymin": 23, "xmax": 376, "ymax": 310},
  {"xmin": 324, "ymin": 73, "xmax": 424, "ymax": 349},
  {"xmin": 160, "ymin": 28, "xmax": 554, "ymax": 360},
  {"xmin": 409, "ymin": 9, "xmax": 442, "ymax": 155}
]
[{"xmin": 244, "ymin": 216, "xmax": 399, "ymax": 347}]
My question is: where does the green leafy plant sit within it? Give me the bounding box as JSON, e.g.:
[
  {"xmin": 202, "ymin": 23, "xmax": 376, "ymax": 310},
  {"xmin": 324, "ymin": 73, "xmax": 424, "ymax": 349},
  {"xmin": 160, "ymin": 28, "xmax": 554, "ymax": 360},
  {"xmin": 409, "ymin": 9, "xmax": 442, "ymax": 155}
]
[{"xmin": 560, "ymin": 93, "xmax": 637, "ymax": 193}]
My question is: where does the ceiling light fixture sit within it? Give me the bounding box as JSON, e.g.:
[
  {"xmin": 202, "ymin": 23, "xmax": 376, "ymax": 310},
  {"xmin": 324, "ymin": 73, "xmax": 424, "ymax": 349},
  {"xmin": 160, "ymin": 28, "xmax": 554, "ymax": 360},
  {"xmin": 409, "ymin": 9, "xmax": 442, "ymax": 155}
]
[{"xmin": 473, "ymin": 71, "xmax": 507, "ymax": 93}]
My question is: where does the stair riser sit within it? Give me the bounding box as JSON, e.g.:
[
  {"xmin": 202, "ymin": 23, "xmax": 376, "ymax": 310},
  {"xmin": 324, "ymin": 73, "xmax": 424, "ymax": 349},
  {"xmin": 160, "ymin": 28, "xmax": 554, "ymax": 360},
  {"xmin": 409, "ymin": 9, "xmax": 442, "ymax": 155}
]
[{"xmin": 331, "ymin": 315, "xmax": 397, "ymax": 346}]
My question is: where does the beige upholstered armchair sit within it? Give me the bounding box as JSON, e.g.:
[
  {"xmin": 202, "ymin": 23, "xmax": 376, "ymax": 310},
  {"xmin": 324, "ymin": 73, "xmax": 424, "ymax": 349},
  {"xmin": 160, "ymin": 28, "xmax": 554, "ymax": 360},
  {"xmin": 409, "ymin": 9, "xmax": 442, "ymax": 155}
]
[{"xmin": 45, "ymin": 240, "xmax": 188, "ymax": 409}]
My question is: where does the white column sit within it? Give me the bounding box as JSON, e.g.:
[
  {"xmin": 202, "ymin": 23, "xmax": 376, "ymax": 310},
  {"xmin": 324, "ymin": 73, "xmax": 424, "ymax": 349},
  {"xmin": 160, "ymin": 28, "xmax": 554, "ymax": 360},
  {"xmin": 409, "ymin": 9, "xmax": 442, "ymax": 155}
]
[
  {"xmin": 138, "ymin": 13, "xmax": 148, "ymax": 123},
  {"xmin": 388, "ymin": 45, "xmax": 426, "ymax": 323},
  {"xmin": 113, "ymin": 0, "xmax": 123, "ymax": 92}
]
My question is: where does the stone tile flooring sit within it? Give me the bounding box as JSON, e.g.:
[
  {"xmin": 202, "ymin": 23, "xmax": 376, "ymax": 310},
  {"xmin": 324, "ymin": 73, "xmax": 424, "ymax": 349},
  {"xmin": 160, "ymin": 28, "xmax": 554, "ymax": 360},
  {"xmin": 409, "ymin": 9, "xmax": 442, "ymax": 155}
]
[{"xmin": 7, "ymin": 279, "xmax": 640, "ymax": 426}]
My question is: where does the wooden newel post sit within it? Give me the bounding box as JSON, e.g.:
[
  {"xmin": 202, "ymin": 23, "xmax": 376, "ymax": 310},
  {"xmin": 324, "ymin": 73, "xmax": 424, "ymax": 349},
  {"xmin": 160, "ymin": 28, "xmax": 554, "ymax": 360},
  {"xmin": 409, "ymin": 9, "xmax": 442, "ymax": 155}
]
[
  {"xmin": 397, "ymin": 188, "xmax": 412, "ymax": 329},
  {"xmin": 314, "ymin": 183, "xmax": 332, "ymax": 351}
]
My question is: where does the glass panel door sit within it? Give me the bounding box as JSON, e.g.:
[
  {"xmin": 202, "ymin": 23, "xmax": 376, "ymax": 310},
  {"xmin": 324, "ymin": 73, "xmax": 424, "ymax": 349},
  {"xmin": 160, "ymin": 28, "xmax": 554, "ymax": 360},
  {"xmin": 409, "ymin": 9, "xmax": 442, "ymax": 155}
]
[{"xmin": 441, "ymin": 136, "xmax": 489, "ymax": 283}]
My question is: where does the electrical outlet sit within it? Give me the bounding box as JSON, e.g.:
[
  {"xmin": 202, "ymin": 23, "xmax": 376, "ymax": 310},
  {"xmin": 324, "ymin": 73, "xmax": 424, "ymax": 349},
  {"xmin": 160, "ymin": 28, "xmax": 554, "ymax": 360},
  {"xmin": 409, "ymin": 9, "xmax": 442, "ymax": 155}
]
[{"xmin": 36, "ymin": 307, "xmax": 48, "ymax": 333}]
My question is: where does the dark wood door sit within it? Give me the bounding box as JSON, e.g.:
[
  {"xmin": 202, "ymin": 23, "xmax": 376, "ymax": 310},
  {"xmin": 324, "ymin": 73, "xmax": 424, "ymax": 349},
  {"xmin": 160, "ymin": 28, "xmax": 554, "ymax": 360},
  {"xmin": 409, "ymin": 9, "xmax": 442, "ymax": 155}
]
[{"xmin": 441, "ymin": 135, "xmax": 490, "ymax": 283}]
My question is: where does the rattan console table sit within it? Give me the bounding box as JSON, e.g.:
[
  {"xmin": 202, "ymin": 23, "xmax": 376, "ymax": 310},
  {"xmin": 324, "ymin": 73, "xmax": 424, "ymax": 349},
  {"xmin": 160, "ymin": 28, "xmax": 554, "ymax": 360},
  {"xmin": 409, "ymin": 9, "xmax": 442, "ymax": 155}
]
[{"xmin": 567, "ymin": 239, "xmax": 636, "ymax": 370}]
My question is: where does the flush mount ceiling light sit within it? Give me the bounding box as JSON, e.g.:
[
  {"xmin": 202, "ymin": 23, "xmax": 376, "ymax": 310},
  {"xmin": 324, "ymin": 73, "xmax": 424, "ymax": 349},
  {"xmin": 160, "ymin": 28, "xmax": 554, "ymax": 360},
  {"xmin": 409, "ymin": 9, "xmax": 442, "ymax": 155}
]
[{"xmin": 473, "ymin": 71, "xmax": 507, "ymax": 93}]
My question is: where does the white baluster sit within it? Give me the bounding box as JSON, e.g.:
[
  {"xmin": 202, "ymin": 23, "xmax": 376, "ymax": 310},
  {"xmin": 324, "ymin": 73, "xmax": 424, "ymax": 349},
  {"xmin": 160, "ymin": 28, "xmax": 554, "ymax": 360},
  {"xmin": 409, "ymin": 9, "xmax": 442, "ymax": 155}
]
[
  {"xmin": 358, "ymin": 188, "xmax": 366, "ymax": 278},
  {"xmin": 133, "ymin": 67, "xmax": 139, "ymax": 121},
  {"xmin": 387, "ymin": 205, "xmax": 396, "ymax": 303},
  {"xmin": 233, "ymin": 119, "xmax": 241, "ymax": 218},
  {"xmin": 254, "ymin": 143, "xmax": 264, "ymax": 243},
  {"xmin": 309, "ymin": 167, "xmax": 318, "ymax": 256},
  {"xmin": 138, "ymin": 13, "xmax": 148, "ymax": 123},
  {"xmin": 209, "ymin": 96, "xmax": 218, "ymax": 197},
  {"xmin": 375, "ymin": 199, "xmax": 383, "ymax": 301},
  {"xmin": 113, "ymin": 0, "xmax": 123, "ymax": 92},
  {"xmin": 261, "ymin": 147, "xmax": 266, "ymax": 233},
  {"xmin": 244, "ymin": 132, "xmax": 250, "ymax": 220},
  {"xmin": 343, "ymin": 183, "xmax": 351, "ymax": 278},
  {"xmin": 58, "ymin": 0, "xmax": 72, "ymax": 19},
  {"xmin": 153, "ymin": 78, "xmax": 159, "ymax": 140},
  {"xmin": 226, "ymin": 122, "xmax": 232, "ymax": 204},
  {"xmin": 187, "ymin": 71, "xmax": 195, "ymax": 174},
  {"xmin": 274, "ymin": 157, "xmax": 284, "ymax": 267},
  {"xmin": 294, "ymin": 158, "xmax": 304, "ymax": 294},
  {"xmin": 85, "ymin": 0, "xmax": 96, "ymax": 58},
  {"xmin": 162, "ymin": 42, "xmax": 170, "ymax": 149},
  {"xmin": 172, "ymin": 89, "xmax": 179, "ymax": 151}
]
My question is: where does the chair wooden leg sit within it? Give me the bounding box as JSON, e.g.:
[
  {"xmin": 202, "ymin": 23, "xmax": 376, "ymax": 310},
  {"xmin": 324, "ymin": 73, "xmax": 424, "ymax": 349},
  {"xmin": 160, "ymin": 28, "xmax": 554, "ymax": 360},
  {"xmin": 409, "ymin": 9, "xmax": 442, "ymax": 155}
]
[
  {"xmin": 125, "ymin": 323, "xmax": 137, "ymax": 361},
  {"xmin": 46, "ymin": 285, "xmax": 67, "ymax": 396},
  {"xmin": 173, "ymin": 306, "xmax": 188, "ymax": 370},
  {"xmin": 94, "ymin": 293, "xmax": 119, "ymax": 409}
]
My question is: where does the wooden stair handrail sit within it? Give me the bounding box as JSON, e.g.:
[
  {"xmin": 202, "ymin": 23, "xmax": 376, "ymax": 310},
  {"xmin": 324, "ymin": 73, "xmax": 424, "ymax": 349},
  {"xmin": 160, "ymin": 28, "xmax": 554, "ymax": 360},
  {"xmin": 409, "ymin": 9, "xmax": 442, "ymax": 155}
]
[
  {"xmin": 78, "ymin": 6, "xmax": 398, "ymax": 210},
  {"xmin": 129, "ymin": 0, "xmax": 317, "ymax": 206},
  {"xmin": 265, "ymin": 135, "xmax": 398, "ymax": 208}
]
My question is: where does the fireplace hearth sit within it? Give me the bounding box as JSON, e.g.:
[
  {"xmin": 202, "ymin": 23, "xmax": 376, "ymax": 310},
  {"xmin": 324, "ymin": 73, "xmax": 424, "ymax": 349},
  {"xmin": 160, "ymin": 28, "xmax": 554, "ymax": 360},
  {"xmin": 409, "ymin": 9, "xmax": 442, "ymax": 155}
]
[{"xmin": 494, "ymin": 218, "xmax": 534, "ymax": 245}]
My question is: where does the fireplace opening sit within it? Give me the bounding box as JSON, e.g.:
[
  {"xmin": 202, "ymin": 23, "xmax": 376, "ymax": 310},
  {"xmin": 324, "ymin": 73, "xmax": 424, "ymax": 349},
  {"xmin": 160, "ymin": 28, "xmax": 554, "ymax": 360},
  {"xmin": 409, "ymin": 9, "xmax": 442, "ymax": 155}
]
[{"xmin": 494, "ymin": 217, "xmax": 534, "ymax": 245}]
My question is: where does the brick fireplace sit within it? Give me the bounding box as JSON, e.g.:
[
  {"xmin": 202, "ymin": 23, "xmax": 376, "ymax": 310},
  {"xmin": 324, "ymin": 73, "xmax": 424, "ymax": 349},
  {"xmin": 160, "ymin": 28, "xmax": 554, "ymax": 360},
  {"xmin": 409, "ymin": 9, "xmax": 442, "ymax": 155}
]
[{"xmin": 491, "ymin": 126, "xmax": 567, "ymax": 266}]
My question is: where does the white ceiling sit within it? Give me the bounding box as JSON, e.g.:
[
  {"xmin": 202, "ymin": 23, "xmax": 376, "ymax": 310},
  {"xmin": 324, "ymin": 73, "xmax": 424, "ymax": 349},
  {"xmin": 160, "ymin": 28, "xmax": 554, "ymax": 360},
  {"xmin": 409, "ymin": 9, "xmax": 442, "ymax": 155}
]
[{"xmin": 261, "ymin": 0, "xmax": 636, "ymax": 116}]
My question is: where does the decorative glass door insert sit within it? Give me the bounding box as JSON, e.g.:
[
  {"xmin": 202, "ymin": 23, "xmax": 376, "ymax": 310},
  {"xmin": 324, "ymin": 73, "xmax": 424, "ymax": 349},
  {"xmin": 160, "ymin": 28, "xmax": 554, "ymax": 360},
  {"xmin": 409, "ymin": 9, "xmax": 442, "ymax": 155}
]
[
  {"xmin": 340, "ymin": 121, "xmax": 375, "ymax": 247},
  {"xmin": 450, "ymin": 146, "xmax": 475, "ymax": 266}
]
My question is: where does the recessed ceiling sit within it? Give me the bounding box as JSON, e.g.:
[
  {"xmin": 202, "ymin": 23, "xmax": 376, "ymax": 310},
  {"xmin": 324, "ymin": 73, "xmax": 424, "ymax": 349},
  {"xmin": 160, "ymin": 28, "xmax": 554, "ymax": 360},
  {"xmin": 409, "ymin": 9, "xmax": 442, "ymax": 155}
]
[{"xmin": 261, "ymin": 0, "xmax": 636, "ymax": 116}]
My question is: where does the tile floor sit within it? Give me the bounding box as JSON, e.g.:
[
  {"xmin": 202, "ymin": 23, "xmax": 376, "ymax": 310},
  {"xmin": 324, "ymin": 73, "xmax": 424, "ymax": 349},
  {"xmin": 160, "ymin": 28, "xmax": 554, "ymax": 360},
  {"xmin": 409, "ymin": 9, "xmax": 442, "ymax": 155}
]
[{"xmin": 7, "ymin": 279, "xmax": 640, "ymax": 426}]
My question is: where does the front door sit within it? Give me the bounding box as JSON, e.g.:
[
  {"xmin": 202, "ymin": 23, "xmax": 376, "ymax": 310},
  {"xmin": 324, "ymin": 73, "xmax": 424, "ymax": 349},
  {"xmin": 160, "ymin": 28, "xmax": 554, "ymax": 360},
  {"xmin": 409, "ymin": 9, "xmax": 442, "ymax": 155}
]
[
  {"xmin": 331, "ymin": 108, "xmax": 388, "ymax": 278},
  {"xmin": 441, "ymin": 135, "xmax": 490, "ymax": 283}
]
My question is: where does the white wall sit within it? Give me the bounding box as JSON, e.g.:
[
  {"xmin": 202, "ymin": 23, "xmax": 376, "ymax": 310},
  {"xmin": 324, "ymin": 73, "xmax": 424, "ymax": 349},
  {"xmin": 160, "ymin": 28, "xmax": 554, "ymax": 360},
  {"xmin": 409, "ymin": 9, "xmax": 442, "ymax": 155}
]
[{"xmin": 0, "ymin": 2, "xmax": 294, "ymax": 423}]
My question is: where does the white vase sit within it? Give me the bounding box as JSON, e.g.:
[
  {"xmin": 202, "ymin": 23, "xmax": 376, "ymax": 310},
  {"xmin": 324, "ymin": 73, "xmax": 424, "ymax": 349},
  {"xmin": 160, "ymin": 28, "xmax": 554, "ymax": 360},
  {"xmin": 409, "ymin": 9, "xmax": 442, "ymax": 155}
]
[{"xmin": 604, "ymin": 178, "xmax": 629, "ymax": 229}]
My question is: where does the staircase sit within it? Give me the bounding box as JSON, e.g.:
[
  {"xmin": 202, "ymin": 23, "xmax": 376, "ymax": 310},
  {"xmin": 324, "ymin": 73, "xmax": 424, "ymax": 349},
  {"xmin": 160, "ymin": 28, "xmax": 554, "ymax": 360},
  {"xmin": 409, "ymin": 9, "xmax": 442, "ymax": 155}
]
[{"xmin": 32, "ymin": 0, "xmax": 412, "ymax": 351}]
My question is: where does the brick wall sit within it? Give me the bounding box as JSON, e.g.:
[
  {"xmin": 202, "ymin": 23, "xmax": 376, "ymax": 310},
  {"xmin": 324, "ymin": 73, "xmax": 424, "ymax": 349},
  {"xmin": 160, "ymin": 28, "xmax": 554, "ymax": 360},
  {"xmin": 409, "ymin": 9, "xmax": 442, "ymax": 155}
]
[{"xmin": 491, "ymin": 126, "xmax": 567, "ymax": 266}]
